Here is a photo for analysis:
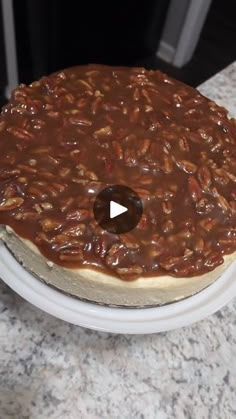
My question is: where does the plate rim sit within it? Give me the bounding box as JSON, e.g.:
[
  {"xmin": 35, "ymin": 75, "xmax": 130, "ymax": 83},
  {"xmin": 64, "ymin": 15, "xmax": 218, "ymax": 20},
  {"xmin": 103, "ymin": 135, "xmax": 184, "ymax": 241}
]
[{"xmin": 0, "ymin": 242, "xmax": 236, "ymax": 334}]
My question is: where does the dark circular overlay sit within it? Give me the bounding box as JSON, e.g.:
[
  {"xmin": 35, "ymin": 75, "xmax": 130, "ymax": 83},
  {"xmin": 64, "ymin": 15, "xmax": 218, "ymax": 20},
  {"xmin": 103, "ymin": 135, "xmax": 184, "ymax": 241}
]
[{"xmin": 93, "ymin": 185, "xmax": 143, "ymax": 235}]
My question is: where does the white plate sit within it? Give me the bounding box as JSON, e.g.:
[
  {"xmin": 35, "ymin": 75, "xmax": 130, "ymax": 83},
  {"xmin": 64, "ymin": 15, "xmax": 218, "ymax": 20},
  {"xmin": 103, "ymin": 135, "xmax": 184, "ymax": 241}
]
[{"xmin": 0, "ymin": 241, "xmax": 236, "ymax": 334}]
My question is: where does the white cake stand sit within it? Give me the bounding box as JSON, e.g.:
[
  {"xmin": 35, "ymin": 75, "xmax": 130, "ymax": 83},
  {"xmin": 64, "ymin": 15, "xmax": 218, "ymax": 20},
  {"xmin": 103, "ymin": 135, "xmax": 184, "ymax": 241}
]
[{"xmin": 0, "ymin": 241, "xmax": 236, "ymax": 334}]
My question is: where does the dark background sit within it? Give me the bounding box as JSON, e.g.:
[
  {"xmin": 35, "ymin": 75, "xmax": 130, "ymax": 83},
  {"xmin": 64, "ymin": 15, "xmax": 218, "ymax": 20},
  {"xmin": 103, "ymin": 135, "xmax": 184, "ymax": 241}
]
[
  {"xmin": 13, "ymin": 0, "xmax": 169, "ymax": 84},
  {"xmin": 0, "ymin": 3, "xmax": 6, "ymax": 98}
]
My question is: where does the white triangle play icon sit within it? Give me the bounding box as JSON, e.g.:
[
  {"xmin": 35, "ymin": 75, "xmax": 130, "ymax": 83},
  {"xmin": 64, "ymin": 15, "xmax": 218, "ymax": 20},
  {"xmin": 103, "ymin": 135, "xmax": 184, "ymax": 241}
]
[{"xmin": 110, "ymin": 201, "xmax": 128, "ymax": 219}]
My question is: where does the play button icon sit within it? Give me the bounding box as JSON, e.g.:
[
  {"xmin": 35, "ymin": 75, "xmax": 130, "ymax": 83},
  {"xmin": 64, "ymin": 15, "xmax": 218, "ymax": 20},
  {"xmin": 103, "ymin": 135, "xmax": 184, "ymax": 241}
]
[
  {"xmin": 93, "ymin": 185, "xmax": 143, "ymax": 234},
  {"xmin": 110, "ymin": 201, "xmax": 128, "ymax": 219}
]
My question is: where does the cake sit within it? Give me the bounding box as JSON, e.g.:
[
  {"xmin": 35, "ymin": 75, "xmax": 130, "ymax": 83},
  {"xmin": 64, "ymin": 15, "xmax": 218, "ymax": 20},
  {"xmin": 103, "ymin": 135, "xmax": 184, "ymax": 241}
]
[{"xmin": 0, "ymin": 65, "xmax": 235, "ymax": 306}]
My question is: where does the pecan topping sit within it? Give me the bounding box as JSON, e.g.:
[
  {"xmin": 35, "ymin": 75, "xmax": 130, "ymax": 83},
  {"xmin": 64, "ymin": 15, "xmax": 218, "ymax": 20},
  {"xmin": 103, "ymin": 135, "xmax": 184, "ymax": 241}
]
[{"xmin": 0, "ymin": 64, "xmax": 236, "ymax": 279}]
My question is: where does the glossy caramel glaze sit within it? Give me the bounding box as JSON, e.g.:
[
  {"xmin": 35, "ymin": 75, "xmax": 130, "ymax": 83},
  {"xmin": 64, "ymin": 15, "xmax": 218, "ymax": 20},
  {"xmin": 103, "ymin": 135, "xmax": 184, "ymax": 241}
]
[{"xmin": 0, "ymin": 65, "xmax": 236, "ymax": 280}]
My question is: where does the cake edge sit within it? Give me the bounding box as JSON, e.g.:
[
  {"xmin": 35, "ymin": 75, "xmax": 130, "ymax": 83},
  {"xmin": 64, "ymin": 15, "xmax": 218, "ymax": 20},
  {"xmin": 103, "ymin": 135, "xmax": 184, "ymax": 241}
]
[{"xmin": 1, "ymin": 225, "xmax": 235, "ymax": 307}]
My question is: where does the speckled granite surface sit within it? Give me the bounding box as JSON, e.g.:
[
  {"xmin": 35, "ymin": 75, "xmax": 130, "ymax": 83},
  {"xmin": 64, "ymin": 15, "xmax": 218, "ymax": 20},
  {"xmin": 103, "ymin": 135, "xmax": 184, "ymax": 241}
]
[{"xmin": 0, "ymin": 63, "xmax": 236, "ymax": 419}]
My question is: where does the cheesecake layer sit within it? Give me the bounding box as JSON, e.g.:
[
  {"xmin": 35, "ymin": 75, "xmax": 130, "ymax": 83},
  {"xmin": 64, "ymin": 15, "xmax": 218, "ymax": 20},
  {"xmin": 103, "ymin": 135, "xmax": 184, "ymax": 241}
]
[
  {"xmin": 0, "ymin": 64, "xmax": 236, "ymax": 305},
  {"xmin": 1, "ymin": 226, "xmax": 235, "ymax": 306}
]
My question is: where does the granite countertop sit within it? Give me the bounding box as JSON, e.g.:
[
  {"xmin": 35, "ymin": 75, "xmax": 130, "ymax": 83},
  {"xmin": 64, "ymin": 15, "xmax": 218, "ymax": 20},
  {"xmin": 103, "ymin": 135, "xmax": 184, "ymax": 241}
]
[{"xmin": 0, "ymin": 63, "xmax": 236, "ymax": 419}]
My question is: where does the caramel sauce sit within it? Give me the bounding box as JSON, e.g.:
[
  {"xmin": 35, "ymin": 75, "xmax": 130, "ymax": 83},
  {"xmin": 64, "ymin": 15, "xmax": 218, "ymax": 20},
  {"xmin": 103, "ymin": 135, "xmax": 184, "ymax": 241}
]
[{"xmin": 0, "ymin": 65, "xmax": 236, "ymax": 280}]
